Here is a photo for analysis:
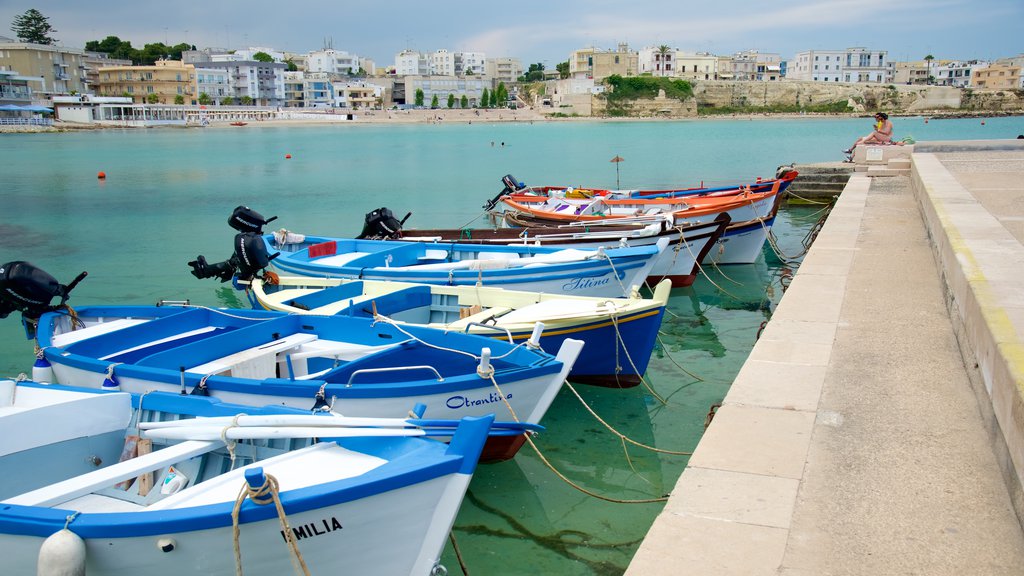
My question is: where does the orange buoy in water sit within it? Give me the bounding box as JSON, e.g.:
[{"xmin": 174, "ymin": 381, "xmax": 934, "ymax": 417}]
[
  {"xmin": 97, "ymin": 171, "xmax": 106, "ymax": 179},
  {"xmin": 285, "ymin": 154, "xmax": 292, "ymax": 159}
]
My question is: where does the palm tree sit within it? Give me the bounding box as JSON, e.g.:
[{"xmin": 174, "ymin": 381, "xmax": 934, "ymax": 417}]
[
  {"xmin": 924, "ymin": 54, "xmax": 934, "ymax": 85},
  {"xmin": 657, "ymin": 45, "xmax": 672, "ymax": 77}
]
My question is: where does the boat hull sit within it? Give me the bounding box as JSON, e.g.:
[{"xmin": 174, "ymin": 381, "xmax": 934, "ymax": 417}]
[{"xmin": 1, "ymin": 475, "xmax": 470, "ymax": 576}]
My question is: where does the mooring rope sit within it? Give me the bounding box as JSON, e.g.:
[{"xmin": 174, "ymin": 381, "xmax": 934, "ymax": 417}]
[
  {"xmin": 448, "ymin": 532, "xmax": 469, "ymax": 576},
  {"xmin": 231, "ymin": 472, "xmax": 310, "ymax": 576},
  {"xmin": 486, "ymin": 375, "xmax": 670, "ymax": 504}
]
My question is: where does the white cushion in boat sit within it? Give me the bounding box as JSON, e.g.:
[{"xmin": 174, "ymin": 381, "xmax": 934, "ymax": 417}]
[{"xmin": 493, "ymin": 300, "xmax": 615, "ymax": 323}]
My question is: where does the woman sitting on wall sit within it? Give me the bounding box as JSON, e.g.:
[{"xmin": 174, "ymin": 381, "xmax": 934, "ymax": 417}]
[{"xmin": 843, "ymin": 112, "xmax": 893, "ymax": 155}]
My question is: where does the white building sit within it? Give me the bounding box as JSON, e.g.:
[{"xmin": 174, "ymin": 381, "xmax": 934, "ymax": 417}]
[
  {"xmin": 638, "ymin": 46, "xmax": 676, "ymax": 76},
  {"xmin": 789, "ymin": 47, "xmax": 890, "ymax": 83},
  {"xmin": 333, "ymin": 80, "xmax": 384, "ymax": 109},
  {"xmin": 395, "ymin": 50, "xmax": 430, "ymax": 76},
  {"xmin": 458, "ymin": 52, "xmax": 486, "ymax": 75},
  {"xmin": 676, "ymin": 52, "xmax": 720, "ymax": 80},
  {"xmin": 307, "ymin": 49, "xmax": 359, "ymax": 75},
  {"xmin": 198, "ymin": 60, "xmax": 287, "ymax": 106},
  {"xmin": 194, "ymin": 67, "xmax": 230, "ymax": 104},
  {"xmin": 934, "ymin": 60, "xmax": 988, "ymax": 88},
  {"xmin": 431, "ymin": 50, "xmax": 455, "ymax": 76}
]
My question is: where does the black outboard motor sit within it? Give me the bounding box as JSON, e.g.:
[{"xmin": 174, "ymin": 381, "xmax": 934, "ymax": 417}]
[
  {"xmin": 0, "ymin": 261, "xmax": 87, "ymax": 337},
  {"xmin": 356, "ymin": 207, "xmax": 411, "ymax": 240},
  {"xmin": 483, "ymin": 174, "xmax": 526, "ymax": 211},
  {"xmin": 189, "ymin": 233, "xmax": 278, "ymax": 283},
  {"xmin": 228, "ymin": 205, "xmax": 277, "ymax": 234},
  {"xmin": 189, "ymin": 207, "xmax": 280, "ymax": 283},
  {"xmin": 232, "ymin": 232, "xmax": 277, "ymax": 281}
]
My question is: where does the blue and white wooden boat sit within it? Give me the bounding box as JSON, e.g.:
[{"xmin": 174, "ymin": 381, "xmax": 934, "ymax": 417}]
[
  {"xmin": 0, "ymin": 379, "xmax": 499, "ymax": 576},
  {"xmin": 263, "ymin": 236, "xmax": 669, "ymax": 298},
  {"xmin": 245, "ymin": 276, "xmax": 672, "ymax": 388},
  {"xmin": 33, "ymin": 304, "xmax": 583, "ymax": 461}
]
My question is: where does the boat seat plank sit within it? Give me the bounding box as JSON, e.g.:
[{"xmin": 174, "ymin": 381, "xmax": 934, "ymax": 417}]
[
  {"xmin": 4, "ymin": 440, "xmax": 223, "ymax": 508},
  {"xmin": 187, "ymin": 333, "xmax": 317, "ymax": 376},
  {"xmin": 51, "ymin": 318, "xmax": 151, "ymax": 348},
  {"xmin": 98, "ymin": 327, "xmax": 219, "ymax": 362}
]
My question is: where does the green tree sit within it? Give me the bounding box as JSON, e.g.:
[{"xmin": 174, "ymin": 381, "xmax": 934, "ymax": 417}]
[
  {"xmin": 240, "ymin": 95, "xmax": 253, "ymax": 106},
  {"xmin": 657, "ymin": 45, "xmax": 672, "ymax": 77},
  {"xmin": 556, "ymin": 61, "xmax": 570, "ymax": 79},
  {"xmin": 11, "ymin": 9, "xmax": 57, "ymax": 45},
  {"xmin": 414, "ymin": 88, "xmax": 424, "ymax": 107},
  {"xmin": 174, "ymin": 94, "xmax": 184, "ymax": 105},
  {"xmin": 447, "ymin": 93, "xmax": 455, "ymax": 108},
  {"xmin": 284, "ymin": 59, "xmax": 298, "ymax": 72},
  {"xmin": 222, "ymin": 96, "xmax": 234, "ymax": 105},
  {"xmin": 489, "ymin": 88, "xmax": 498, "ymax": 108},
  {"xmin": 480, "ymin": 88, "xmax": 489, "ymax": 108},
  {"xmin": 85, "ymin": 36, "xmax": 136, "ymax": 62},
  {"xmin": 924, "ymin": 54, "xmax": 935, "ymax": 85},
  {"xmin": 197, "ymin": 92, "xmax": 212, "ymax": 105},
  {"xmin": 460, "ymin": 94, "xmax": 468, "ymax": 109},
  {"xmin": 253, "ymin": 52, "xmax": 274, "ymax": 63},
  {"xmin": 520, "ymin": 63, "xmax": 545, "ymax": 82},
  {"xmin": 496, "ymin": 82, "xmax": 508, "ymax": 108},
  {"xmin": 430, "ymin": 94, "xmax": 439, "ymax": 108},
  {"xmin": 146, "ymin": 93, "xmax": 160, "ymax": 104}
]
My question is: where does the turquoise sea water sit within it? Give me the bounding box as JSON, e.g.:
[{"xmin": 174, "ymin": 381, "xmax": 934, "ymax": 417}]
[{"xmin": 3, "ymin": 115, "xmax": 1024, "ymax": 574}]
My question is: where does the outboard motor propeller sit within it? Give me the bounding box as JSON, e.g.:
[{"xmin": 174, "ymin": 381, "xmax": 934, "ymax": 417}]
[
  {"xmin": 483, "ymin": 174, "xmax": 526, "ymax": 211},
  {"xmin": 356, "ymin": 207, "xmax": 411, "ymax": 240},
  {"xmin": 0, "ymin": 261, "xmax": 87, "ymax": 337}
]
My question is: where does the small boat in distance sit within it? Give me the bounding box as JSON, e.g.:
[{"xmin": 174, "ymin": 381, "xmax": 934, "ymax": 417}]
[{"xmin": 229, "ymin": 121, "xmax": 248, "ymax": 126}]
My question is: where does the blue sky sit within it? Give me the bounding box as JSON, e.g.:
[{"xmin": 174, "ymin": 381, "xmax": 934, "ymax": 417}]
[{"xmin": 3, "ymin": 1, "xmax": 1021, "ymax": 67}]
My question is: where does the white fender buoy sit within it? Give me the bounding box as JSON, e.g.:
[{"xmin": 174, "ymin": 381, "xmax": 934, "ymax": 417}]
[
  {"xmin": 32, "ymin": 355, "xmax": 54, "ymax": 383},
  {"xmin": 37, "ymin": 529, "xmax": 86, "ymax": 576}
]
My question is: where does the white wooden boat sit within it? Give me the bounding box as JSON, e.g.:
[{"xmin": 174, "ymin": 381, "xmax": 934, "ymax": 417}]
[
  {"xmin": 246, "ymin": 276, "xmax": 672, "ymax": 388},
  {"xmin": 0, "ymin": 379, "xmax": 498, "ymax": 576},
  {"xmin": 33, "ymin": 304, "xmax": 583, "ymax": 461}
]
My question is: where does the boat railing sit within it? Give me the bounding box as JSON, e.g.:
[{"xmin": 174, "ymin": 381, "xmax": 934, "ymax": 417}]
[
  {"xmin": 461, "ymin": 322, "xmax": 515, "ymax": 344},
  {"xmin": 346, "ymin": 365, "xmax": 444, "ymax": 386}
]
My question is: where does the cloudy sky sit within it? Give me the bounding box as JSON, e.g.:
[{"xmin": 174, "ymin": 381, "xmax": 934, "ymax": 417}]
[{"xmin": 3, "ymin": 1, "xmax": 1021, "ymax": 66}]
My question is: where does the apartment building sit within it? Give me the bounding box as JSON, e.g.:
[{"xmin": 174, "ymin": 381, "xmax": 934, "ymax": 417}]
[
  {"xmin": 194, "ymin": 67, "xmax": 230, "ymax": 104},
  {"xmin": 789, "ymin": 47, "xmax": 890, "ymax": 83},
  {"xmin": 395, "ymin": 50, "xmax": 430, "ymax": 76},
  {"xmin": 96, "ymin": 59, "xmax": 195, "ymax": 104},
  {"xmin": 485, "ymin": 57, "xmax": 523, "ymax": 84},
  {"xmin": 196, "ymin": 60, "xmax": 287, "ymax": 106},
  {"xmin": 732, "ymin": 50, "xmax": 781, "ymax": 81},
  {"xmin": 934, "ymin": 60, "xmax": 988, "ymax": 88},
  {"xmin": 973, "ymin": 62, "xmax": 1023, "ymax": 90},
  {"xmin": 569, "ymin": 43, "xmax": 638, "ymax": 81},
  {"xmin": 0, "ymin": 40, "xmax": 87, "ymax": 96},
  {"xmin": 82, "ymin": 52, "xmax": 132, "ymax": 94},
  {"xmin": 307, "ymin": 49, "xmax": 359, "ymax": 75},
  {"xmin": 0, "ymin": 68, "xmax": 35, "ymax": 105},
  {"xmin": 676, "ymin": 52, "xmax": 720, "ymax": 80},
  {"xmin": 333, "ymin": 81, "xmax": 383, "ymax": 109},
  {"xmin": 402, "ymin": 75, "xmax": 489, "ymax": 107},
  {"xmin": 892, "ymin": 61, "xmax": 932, "ymax": 85},
  {"xmin": 283, "ymin": 71, "xmax": 304, "ymax": 107}
]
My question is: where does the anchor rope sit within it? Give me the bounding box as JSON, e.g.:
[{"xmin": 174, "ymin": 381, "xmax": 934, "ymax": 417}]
[{"xmin": 231, "ymin": 472, "xmax": 310, "ymax": 576}]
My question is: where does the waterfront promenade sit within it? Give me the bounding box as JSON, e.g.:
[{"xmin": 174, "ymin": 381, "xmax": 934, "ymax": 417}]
[{"xmin": 626, "ymin": 140, "xmax": 1024, "ymax": 575}]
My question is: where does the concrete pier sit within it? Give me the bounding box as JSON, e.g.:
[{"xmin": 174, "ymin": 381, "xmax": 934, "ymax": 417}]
[{"xmin": 626, "ymin": 139, "xmax": 1024, "ymax": 575}]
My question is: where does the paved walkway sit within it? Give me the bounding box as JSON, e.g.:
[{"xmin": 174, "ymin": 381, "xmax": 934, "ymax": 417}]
[{"xmin": 626, "ymin": 142, "xmax": 1024, "ymax": 575}]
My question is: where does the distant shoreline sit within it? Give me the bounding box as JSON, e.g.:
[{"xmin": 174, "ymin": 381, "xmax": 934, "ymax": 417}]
[{"xmin": 3, "ymin": 108, "xmax": 1021, "ymax": 133}]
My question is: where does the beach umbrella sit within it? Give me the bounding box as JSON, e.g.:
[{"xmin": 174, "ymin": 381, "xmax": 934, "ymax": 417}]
[{"xmin": 610, "ymin": 155, "xmax": 625, "ymax": 189}]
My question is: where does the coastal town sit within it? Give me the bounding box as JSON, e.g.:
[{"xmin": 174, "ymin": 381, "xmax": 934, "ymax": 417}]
[{"xmin": 1, "ymin": 7, "xmax": 1022, "ymax": 128}]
